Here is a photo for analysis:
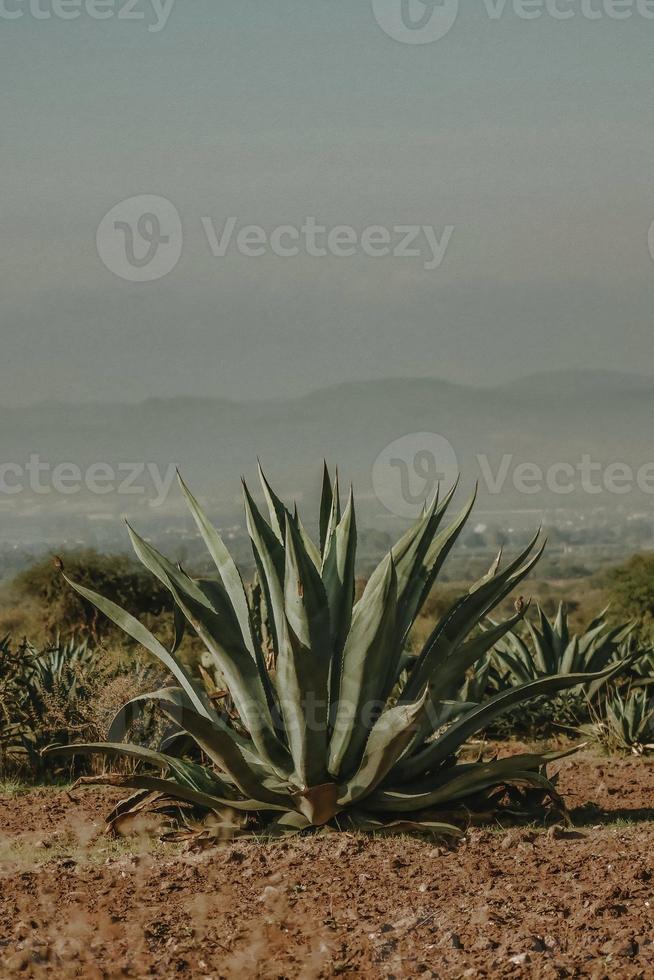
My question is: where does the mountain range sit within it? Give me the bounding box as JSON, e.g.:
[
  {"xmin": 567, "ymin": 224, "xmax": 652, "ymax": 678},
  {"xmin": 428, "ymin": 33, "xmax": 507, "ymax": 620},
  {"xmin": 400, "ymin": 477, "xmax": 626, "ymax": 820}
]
[{"xmin": 1, "ymin": 370, "xmax": 652, "ymax": 521}]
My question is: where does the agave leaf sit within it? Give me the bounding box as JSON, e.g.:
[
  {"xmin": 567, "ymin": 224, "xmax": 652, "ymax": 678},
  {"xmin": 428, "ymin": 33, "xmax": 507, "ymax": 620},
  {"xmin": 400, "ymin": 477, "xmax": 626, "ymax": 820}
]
[
  {"xmin": 526, "ymin": 617, "xmax": 550, "ymax": 674},
  {"xmin": 264, "ymin": 810, "xmax": 312, "ymax": 837},
  {"xmin": 61, "ymin": 574, "xmax": 212, "ymax": 719},
  {"xmin": 118, "ymin": 687, "xmax": 259, "ymax": 762},
  {"xmin": 177, "ymin": 472, "xmax": 255, "ymax": 657},
  {"xmin": 560, "ymin": 635, "xmax": 580, "ymax": 675},
  {"xmin": 402, "ymin": 534, "xmax": 544, "ymax": 705},
  {"xmin": 283, "ymin": 513, "xmax": 331, "ymax": 657},
  {"xmin": 276, "ymin": 516, "xmax": 332, "ymax": 787},
  {"xmin": 258, "ymin": 461, "xmax": 289, "ymax": 543},
  {"xmin": 406, "ymin": 612, "xmax": 527, "ymax": 750},
  {"xmin": 395, "ymin": 661, "xmax": 625, "ymax": 783},
  {"xmin": 106, "ymin": 603, "xmax": 188, "ymax": 741},
  {"xmin": 159, "ymin": 731, "xmax": 193, "ymax": 756},
  {"xmin": 493, "ymin": 630, "xmax": 534, "ymax": 682},
  {"xmin": 430, "ymin": 700, "xmax": 479, "ymax": 727},
  {"xmin": 154, "ymin": 700, "xmax": 294, "ymax": 807},
  {"xmin": 126, "ymin": 526, "xmax": 290, "ymax": 776},
  {"xmin": 375, "ymin": 491, "xmax": 441, "ymax": 621},
  {"xmin": 293, "ymin": 507, "xmax": 322, "ymax": 569},
  {"xmin": 51, "ymin": 743, "xmax": 293, "ymax": 813},
  {"xmin": 470, "ymin": 547, "xmax": 503, "ymax": 593},
  {"xmin": 587, "ymin": 605, "xmax": 612, "ymax": 632},
  {"xmin": 44, "ymin": 741, "xmax": 239, "ymax": 799},
  {"xmin": 626, "ymin": 693, "xmax": 638, "ymax": 736},
  {"xmin": 388, "ymin": 480, "xmax": 454, "ymax": 573},
  {"xmin": 247, "ymin": 573, "xmax": 275, "ymax": 663},
  {"xmin": 539, "ymin": 605, "xmax": 566, "ymax": 669},
  {"xmin": 322, "ymin": 470, "xmax": 342, "ymax": 558},
  {"xmin": 373, "ymin": 761, "xmax": 560, "ymax": 812},
  {"xmin": 337, "ymin": 692, "xmax": 427, "ymax": 806},
  {"xmin": 493, "ymin": 647, "xmax": 533, "ymax": 685},
  {"xmin": 107, "ymin": 686, "xmax": 189, "ymax": 742},
  {"xmin": 104, "ymin": 788, "xmax": 162, "ymax": 830},
  {"xmin": 242, "ymin": 480, "xmax": 286, "ymax": 656},
  {"xmin": 319, "ymin": 461, "xmax": 333, "ymax": 556},
  {"xmin": 554, "ymin": 602, "xmax": 568, "ymax": 647},
  {"xmin": 343, "ymin": 811, "xmax": 462, "ymax": 838},
  {"xmin": 292, "ymin": 783, "xmax": 339, "ymax": 825},
  {"xmin": 171, "ymin": 602, "xmax": 186, "ymax": 655},
  {"xmin": 328, "ymin": 554, "xmax": 398, "ymax": 779},
  {"xmin": 378, "ymin": 746, "xmax": 577, "ymax": 801},
  {"xmin": 195, "ymin": 577, "xmax": 278, "ymax": 715},
  {"xmin": 391, "ymin": 490, "xmax": 440, "ymax": 596},
  {"xmin": 578, "ymin": 622, "xmax": 623, "ymax": 669},
  {"xmin": 429, "ymin": 611, "xmax": 526, "ymax": 706},
  {"xmin": 75, "ymin": 771, "xmax": 281, "ymax": 812},
  {"xmin": 395, "ymin": 483, "xmax": 470, "ymax": 641},
  {"xmin": 322, "ymin": 489, "xmax": 357, "ymax": 715}
]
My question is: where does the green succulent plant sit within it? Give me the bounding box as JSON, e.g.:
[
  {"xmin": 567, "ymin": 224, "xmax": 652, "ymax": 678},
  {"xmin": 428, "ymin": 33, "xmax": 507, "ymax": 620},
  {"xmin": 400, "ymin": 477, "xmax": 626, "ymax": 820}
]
[
  {"xmin": 492, "ymin": 603, "xmax": 633, "ymax": 690},
  {"xmin": 46, "ymin": 466, "xmax": 622, "ymax": 837},
  {"xmin": 1, "ymin": 635, "xmax": 96, "ymax": 776},
  {"xmin": 467, "ymin": 604, "xmax": 637, "ymax": 736},
  {"xmin": 580, "ymin": 687, "xmax": 654, "ymax": 755}
]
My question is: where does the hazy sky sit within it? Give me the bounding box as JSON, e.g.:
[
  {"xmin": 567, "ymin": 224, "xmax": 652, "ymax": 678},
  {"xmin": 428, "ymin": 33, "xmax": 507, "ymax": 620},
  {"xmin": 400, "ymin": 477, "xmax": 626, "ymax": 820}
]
[{"xmin": 3, "ymin": 2, "xmax": 654, "ymax": 404}]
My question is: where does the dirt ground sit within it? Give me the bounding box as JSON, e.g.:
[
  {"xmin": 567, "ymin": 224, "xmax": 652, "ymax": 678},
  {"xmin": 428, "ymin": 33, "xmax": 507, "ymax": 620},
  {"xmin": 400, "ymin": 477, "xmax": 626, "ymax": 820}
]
[{"xmin": 1, "ymin": 750, "xmax": 654, "ymax": 978}]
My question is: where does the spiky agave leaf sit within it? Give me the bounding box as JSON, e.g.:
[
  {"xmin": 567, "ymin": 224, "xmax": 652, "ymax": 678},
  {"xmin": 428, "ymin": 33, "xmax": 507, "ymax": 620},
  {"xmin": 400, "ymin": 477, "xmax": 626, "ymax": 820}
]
[{"xmin": 44, "ymin": 465, "xmax": 626, "ymax": 838}]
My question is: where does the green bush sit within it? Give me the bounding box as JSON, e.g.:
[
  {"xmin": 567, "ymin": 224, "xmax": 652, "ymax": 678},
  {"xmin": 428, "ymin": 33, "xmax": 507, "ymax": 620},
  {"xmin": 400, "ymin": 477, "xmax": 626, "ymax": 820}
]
[
  {"xmin": 9, "ymin": 549, "xmax": 172, "ymax": 643},
  {"xmin": 605, "ymin": 554, "xmax": 654, "ymax": 637}
]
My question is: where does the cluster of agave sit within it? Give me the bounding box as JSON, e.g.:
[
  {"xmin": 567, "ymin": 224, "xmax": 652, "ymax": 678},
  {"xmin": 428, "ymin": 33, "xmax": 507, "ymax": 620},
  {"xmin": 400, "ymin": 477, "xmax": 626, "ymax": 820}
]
[
  {"xmin": 1, "ymin": 636, "xmax": 94, "ymax": 776},
  {"xmin": 455, "ymin": 603, "xmax": 654, "ymax": 747},
  {"xmin": 492, "ymin": 603, "xmax": 634, "ymax": 690},
  {"xmin": 47, "ymin": 465, "xmax": 624, "ymax": 837},
  {"xmin": 459, "ymin": 604, "xmax": 643, "ymax": 735}
]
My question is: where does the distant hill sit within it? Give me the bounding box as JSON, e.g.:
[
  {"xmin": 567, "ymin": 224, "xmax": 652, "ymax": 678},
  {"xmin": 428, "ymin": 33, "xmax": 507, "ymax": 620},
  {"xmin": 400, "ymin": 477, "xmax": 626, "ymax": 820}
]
[
  {"xmin": 1, "ymin": 370, "xmax": 652, "ymax": 521},
  {"xmin": 496, "ymin": 369, "xmax": 654, "ymax": 399}
]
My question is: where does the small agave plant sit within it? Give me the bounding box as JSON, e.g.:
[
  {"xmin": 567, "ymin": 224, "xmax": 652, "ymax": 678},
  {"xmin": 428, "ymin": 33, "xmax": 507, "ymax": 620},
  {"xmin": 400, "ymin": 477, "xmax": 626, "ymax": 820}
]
[
  {"xmin": 581, "ymin": 688, "xmax": 654, "ymax": 755},
  {"xmin": 1, "ymin": 636, "xmax": 95, "ymax": 777},
  {"xmin": 492, "ymin": 603, "xmax": 633, "ymax": 693},
  {"xmin": 46, "ymin": 465, "xmax": 621, "ymax": 837}
]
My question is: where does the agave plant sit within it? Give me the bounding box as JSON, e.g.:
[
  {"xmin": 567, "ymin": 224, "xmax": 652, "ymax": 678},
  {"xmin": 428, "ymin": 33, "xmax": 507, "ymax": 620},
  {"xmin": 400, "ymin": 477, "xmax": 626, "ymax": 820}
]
[
  {"xmin": 580, "ymin": 687, "xmax": 654, "ymax": 755},
  {"xmin": 1, "ymin": 636, "xmax": 97, "ymax": 776},
  {"xmin": 46, "ymin": 466, "xmax": 622, "ymax": 837},
  {"xmin": 492, "ymin": 603, "xmax": 633, "ymax": 690}
]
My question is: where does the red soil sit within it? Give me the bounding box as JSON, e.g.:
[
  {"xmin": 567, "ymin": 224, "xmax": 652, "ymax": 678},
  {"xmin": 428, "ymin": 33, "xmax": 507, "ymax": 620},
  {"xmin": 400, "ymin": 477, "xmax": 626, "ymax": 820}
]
[{"xmin": 1, "ymin": 751, "xmax": 654, "ymax": 978}]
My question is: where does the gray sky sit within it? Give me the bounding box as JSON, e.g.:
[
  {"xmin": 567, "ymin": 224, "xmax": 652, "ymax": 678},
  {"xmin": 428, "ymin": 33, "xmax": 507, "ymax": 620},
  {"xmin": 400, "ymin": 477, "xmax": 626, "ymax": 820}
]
[{"xmin": 2, "ymin": 1, "xmax": 654, "ymax": 404}]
